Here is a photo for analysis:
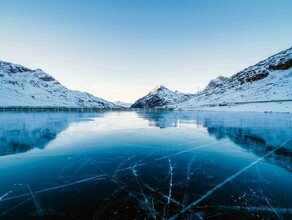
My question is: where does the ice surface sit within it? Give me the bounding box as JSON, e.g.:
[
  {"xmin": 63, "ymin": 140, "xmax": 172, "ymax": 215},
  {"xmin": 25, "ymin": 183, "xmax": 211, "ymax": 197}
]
[{"xmin": 0, "ymin": 110, "xmax": 291, "ymax": 219}]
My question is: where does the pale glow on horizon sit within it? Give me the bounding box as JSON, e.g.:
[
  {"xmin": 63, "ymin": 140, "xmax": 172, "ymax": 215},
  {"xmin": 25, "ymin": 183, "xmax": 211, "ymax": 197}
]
[{"xmin": 88, "ymin": 83, "xmax": 152, "ymax": 103}]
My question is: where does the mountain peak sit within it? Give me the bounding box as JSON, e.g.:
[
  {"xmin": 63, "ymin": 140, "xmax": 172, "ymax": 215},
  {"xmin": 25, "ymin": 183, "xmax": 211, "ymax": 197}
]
[
  {"xmin": 149, "ymin": 85, "xmax": 168, "ymax": 94},
  {"xmin": 131, "ymin": 85, "xmax": 193, "ymax": 108},
  {"xmin": 203, "ymin": 76, "xmax": 228, "ymax": 92},
  {"xmin": 0, "ymin": 60, "xmax": 32, "ymax": 74}
]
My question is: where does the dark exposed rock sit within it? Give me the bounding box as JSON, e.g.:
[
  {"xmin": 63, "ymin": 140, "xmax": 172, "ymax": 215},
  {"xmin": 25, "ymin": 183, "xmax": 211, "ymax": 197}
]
[
  {"xmin": 0, "ymin": 61, "xmax": 31, "ymax": 74},
  {"xmin": 39, "ymin": 75, "xmax": 55, "ymax": 82},
  {"xmin": 268, "ymin": 58, "xmax": 292, "ymax": 70},
  {"xmin": 132, "ymin": 94, "xmax": 168, "ymax": 108},
  {"xmin": 237, "ymin": 71, "xmax": 269, "ymax": 84}
]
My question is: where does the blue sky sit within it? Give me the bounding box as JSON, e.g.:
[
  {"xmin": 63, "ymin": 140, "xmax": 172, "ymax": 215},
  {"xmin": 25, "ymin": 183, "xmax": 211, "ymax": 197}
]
[{"xmin": 0, "ymin": 0, "xmax": 291, "ymax": 102}]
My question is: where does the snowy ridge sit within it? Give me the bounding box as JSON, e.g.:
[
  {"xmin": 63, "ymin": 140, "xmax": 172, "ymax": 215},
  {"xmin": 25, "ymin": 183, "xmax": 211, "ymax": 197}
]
[
  {"xmin": 0, "ymin": 61, "xmax": 118, "ymax": 108},
  {"xmin": 131, "ymin": 85, "xmax": 193, "ymax": 108},
  {"xmin": 178, "ymin": 47, "xmax": 292, "ymax": 109},
  {"xmin": 203, "ymin": 76, "xmax": 229, "ymax": 93}
]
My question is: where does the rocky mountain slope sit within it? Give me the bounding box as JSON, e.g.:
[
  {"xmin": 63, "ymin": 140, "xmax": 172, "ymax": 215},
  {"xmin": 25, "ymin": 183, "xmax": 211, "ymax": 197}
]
[
  {"xmin": 131, "ymin": 85, "xmax": 193, "ymax": 108},
  {"xmin": 179, "ymin": 47, "xmax": 292, "ymax": 108},
  {"xmin": 131, "ymin": 47, "xmax": 292, "ymax": 111},
  {"xmin": 0, "ymin": 61, "xmax": 119, "ymax": 108},
  {"xmin": 202, "ymin": 76, "xmax": 229, "ymax": 94}
]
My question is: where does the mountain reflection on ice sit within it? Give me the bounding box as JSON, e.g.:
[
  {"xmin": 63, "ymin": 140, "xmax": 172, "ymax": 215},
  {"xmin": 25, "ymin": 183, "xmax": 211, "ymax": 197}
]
[
  {"xmin": 137, "ymin": 111, "xmax": 292, "ymax": 172},
  {"xmin": 0, "ymin": 110, "xmax": 291, "ymax": 219},
  {"xmin": 0, "ymin": 112, "xmax": 106, "ymax": 156}
]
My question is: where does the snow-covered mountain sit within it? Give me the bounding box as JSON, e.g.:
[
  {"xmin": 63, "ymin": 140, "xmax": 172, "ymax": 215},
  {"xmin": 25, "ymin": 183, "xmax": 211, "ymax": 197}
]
[
  {"xmin": 0, "ymin": 61, "xmax": 119, "ymax": 108},
  {"xmin": 131, "ymin": 85, "xmax": 193, "ymax": 108},
  {"xmin": 132, "ymin": 47, "xmax": 292, "ymax": 112},
  {"xmin": 179, "ymin": 47, "xmax": 292, "ymax": 109}
]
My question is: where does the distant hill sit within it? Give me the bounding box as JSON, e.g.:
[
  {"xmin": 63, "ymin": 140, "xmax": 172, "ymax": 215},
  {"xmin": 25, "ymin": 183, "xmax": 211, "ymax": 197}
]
[
  {"xmin": 131, "ymin": 85, "xmax": 193, "ymax": 108},
  {"xmin": 114, "ymin": 101, "xmax": 132, "ymax": 108}
]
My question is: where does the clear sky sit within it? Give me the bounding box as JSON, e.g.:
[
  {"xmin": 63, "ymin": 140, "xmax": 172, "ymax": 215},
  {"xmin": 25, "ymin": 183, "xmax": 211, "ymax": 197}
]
[{"xmin": 0, "ymin": 0, "xmax": 291, "ymax": 103}]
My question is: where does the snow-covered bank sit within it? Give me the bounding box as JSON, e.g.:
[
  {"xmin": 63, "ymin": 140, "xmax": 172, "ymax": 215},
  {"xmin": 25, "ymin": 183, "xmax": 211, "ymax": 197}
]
[{"xmin": 178, "ymin": 101, "xmax": 292, "ymax": 113}]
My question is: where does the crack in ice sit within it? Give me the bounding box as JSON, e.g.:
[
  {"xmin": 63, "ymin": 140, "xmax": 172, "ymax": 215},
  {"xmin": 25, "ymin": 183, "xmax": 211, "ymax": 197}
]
[
  {"xmin": 74, "ymin": 157, "xmax": 92, "ymax": 175},
  {"xmin": 0, "ymin": 191, "xmax": 11, "ymax": 201},
  {"xmin": 260, "ymin": 189, "xmax": 281, "ymax": 219},
  {"xmin": 169, "ymin": 137, "xmax": 292, "ymax": 219},
  {"xmin": 0, "ymin": 175, "xmax": 106, "ymax": 203},
  {"xmin": 97, "ymin": 164, "xmax": 163, "ymax": 219},
  {"xmin": 155, "ymin": 140, "xmax": 222, "ymax": 161},
  {"xmin": 26, "ymin": 183, "xmax": 43, "ymax": 218},
  {"xmin": 137, "ymin": 176, "xmax": 182, "ymax": 206},
  {"xmin": 167, "ymin": 158, "xmax": 173, "ymax": 206},
  {"xmin": 183, "ymin": 155, "xmax": 196, "ymax": 206},
  {"xmin": 0, "ymin": 198, "xmax": 32, "ymax": 216}
]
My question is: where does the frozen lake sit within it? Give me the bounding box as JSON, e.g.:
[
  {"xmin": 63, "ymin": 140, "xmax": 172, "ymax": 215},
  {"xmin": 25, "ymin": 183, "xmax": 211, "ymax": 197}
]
[{"xmin": 0, "ymin": 110, "xmax": 292, "ymax": 219}]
